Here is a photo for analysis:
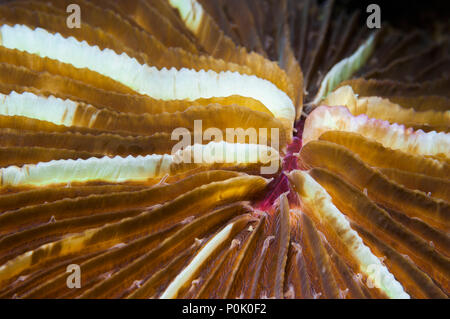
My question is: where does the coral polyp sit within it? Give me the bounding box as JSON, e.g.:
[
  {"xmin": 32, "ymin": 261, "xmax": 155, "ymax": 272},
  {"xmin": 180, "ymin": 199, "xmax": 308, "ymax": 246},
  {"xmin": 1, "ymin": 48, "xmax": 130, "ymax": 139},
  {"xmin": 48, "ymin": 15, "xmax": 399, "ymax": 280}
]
[{"xmin": 0, "ymin": 0, "xmax": 448, "ymax": 299}]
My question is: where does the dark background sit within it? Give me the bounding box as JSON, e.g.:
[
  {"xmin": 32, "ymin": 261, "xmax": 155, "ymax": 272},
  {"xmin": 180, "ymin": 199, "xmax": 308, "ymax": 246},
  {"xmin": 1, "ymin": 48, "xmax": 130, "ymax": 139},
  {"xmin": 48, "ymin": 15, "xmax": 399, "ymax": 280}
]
[
  {"xmin": 334, "ymin": 0, "xmax": 449, "ymax": 31},
  {"xmin": 1, "ymin": 0, "xmax": 448, "ymax": 31}
]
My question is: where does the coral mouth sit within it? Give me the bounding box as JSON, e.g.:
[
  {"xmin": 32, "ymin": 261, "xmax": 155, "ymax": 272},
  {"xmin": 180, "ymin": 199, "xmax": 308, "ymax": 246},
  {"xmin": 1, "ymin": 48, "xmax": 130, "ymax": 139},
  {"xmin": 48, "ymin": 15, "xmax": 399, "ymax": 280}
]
[{"xmin": 257, "ymin": 124, "xmax": 304, "ymax": 211}]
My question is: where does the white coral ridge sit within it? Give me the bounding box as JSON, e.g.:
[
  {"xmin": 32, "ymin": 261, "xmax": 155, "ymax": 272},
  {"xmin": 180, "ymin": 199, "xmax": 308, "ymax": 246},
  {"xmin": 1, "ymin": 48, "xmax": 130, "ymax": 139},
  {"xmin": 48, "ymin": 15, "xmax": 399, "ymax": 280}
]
[
  {"xmin": 325, "ymin": 86, "xmax": 450, "ymax": 127},
  {"xmin": 0, "ymin": 91, "xmax": 79, "ymax": 127},
  {"xmin": 313, "ymin": 33, "xmax": 376, "ymax": 104},
  {"xmin": 168, "ymin": 0, "xmax": 204, "ymax": 34},
  {"xmin": 303, "ymin": 105, "xmax": 450, "ymax": 158},
  {"xmin": 161, "ymin": 222, "xmax": 234, "ymax": 298},
  {"xmin": 290, "ymin": 170, "xmax": 410, "ymax": 299},
  {"xmin": 0, "ymin": 24, "xmax": 295, "ymax": 123},
  {"xmin": 0, "ymin": 142, "xmax": 279, "ymax": 186},
  {"xmin": 0, "ymin": 155, "xmax": 173, "ymax": 186}
]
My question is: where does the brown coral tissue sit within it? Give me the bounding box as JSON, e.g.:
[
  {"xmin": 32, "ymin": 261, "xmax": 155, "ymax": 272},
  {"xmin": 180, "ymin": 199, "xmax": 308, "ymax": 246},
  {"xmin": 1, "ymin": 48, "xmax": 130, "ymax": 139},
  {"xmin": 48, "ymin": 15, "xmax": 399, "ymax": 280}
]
[{"xmin": 0, "ymin": 0, "xmax": 448, "ymax": 299}]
